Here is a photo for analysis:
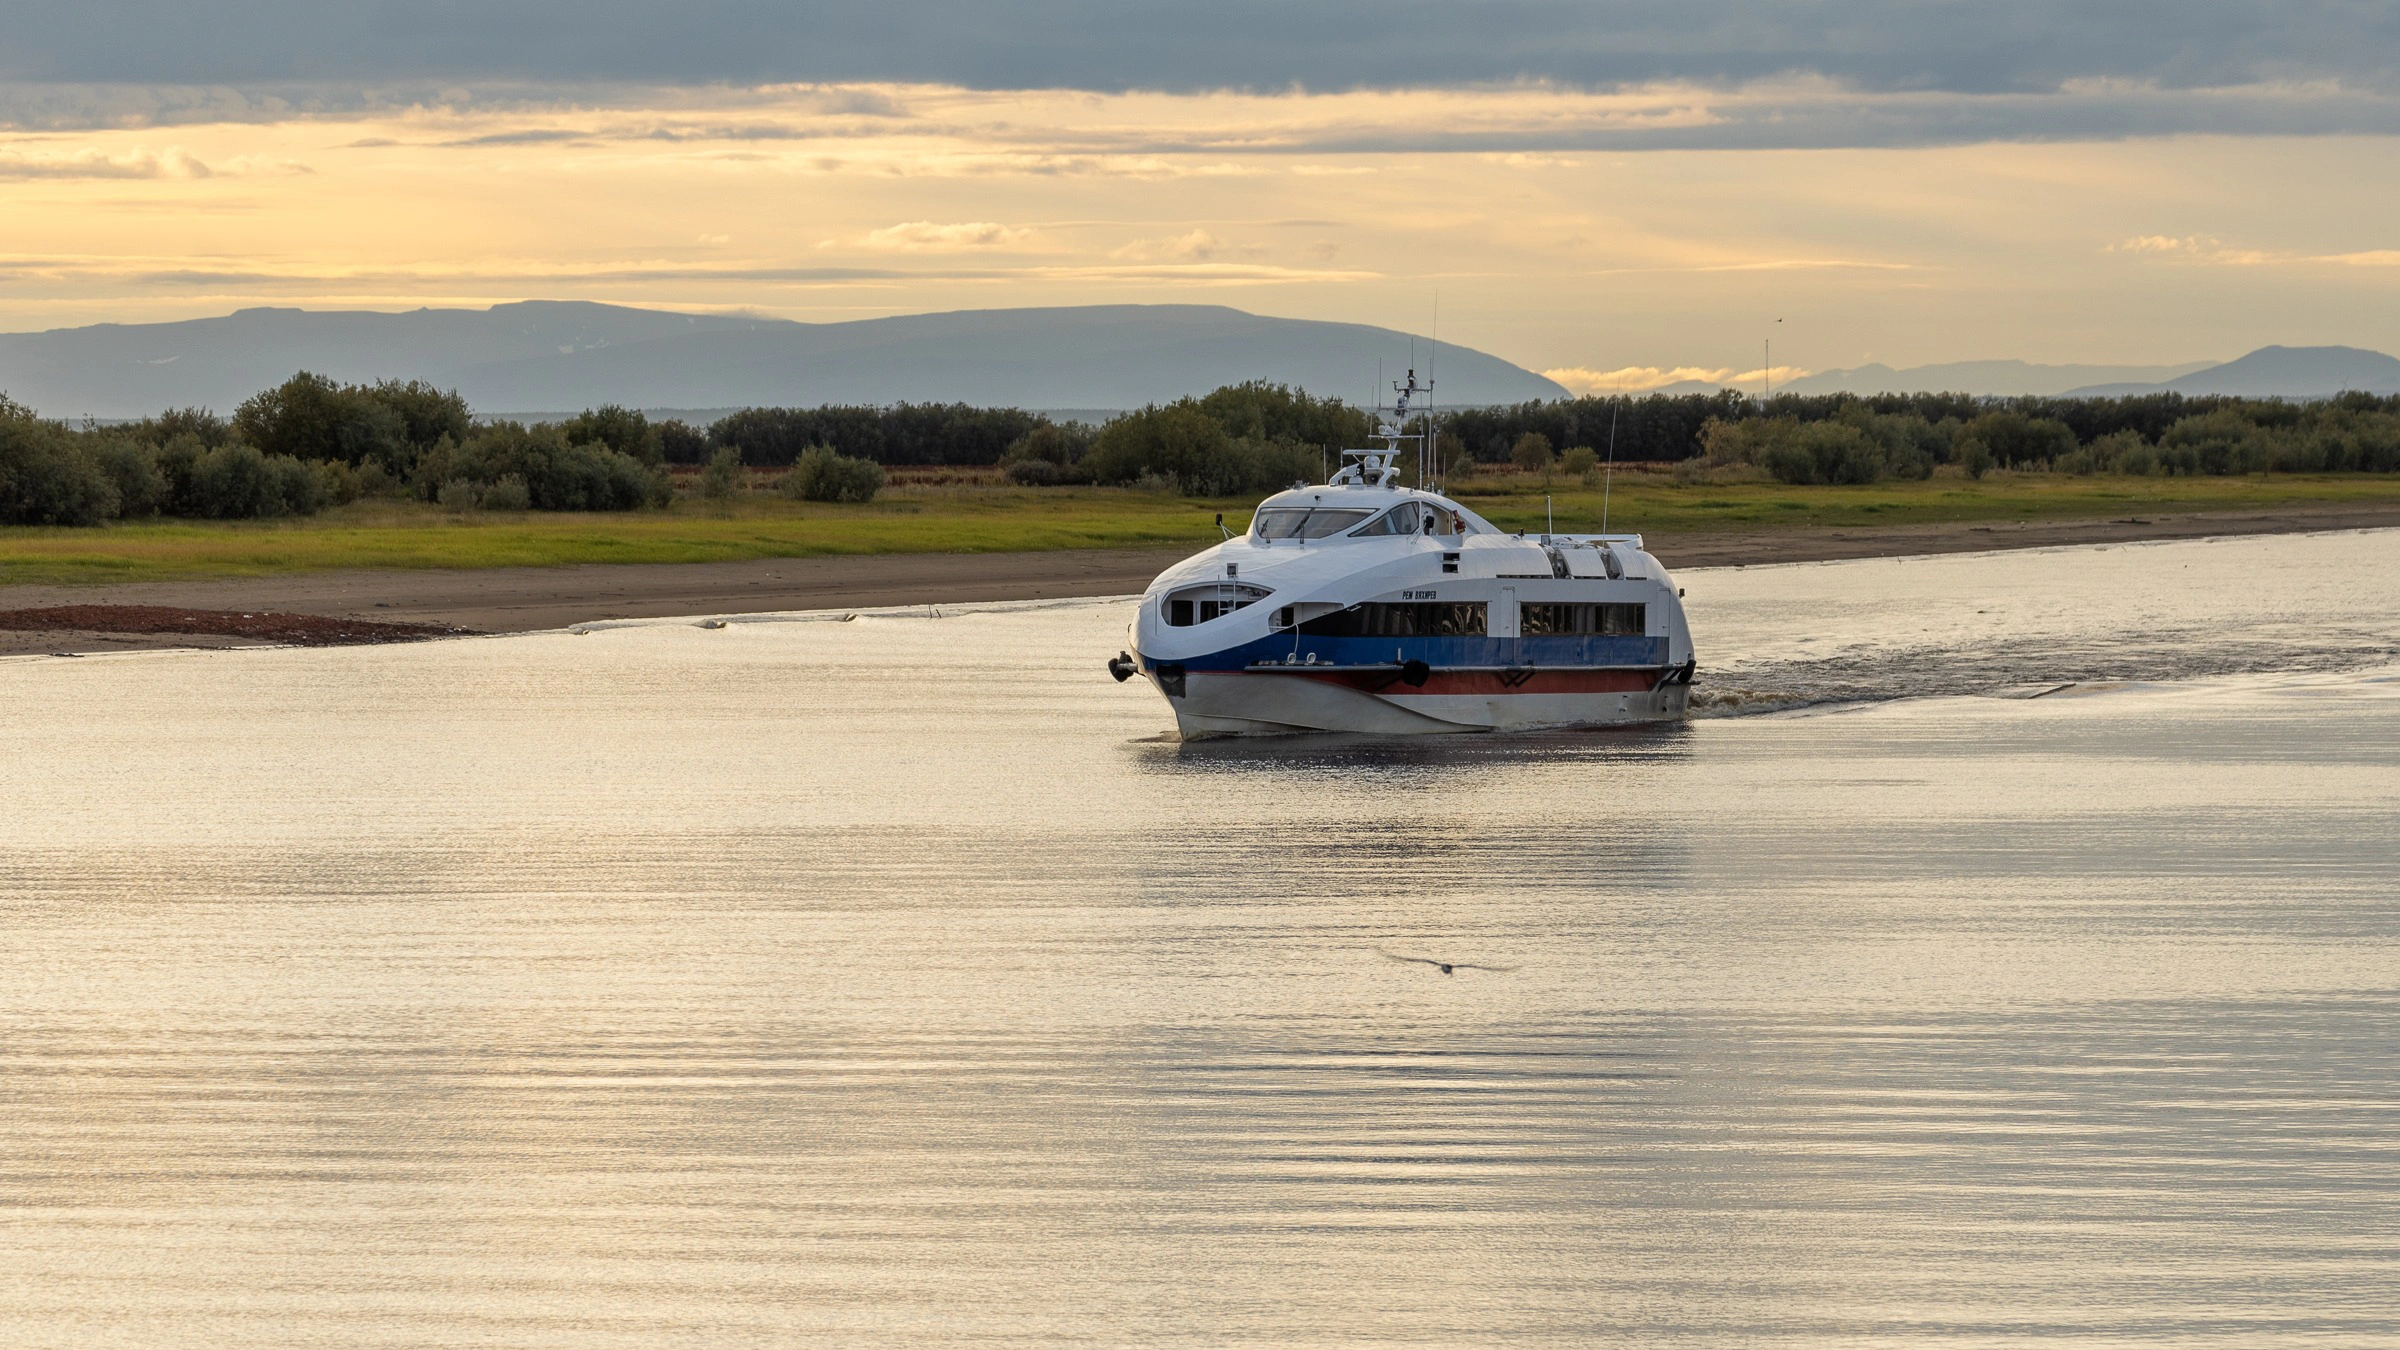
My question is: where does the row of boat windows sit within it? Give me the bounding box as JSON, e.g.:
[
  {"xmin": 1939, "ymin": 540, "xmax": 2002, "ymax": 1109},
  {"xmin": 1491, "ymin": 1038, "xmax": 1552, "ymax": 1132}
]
[
  {"xmin": 1165, "ymin": 592, "xmax": 1649, "ymax": 634},
  {"xmin": 1294, "ymin": 602, "xmax": 1488, "ymax": 637},
  {"xmin": 1521, "ymin": 602, "xmax": 1649, "ymax": 636},
  {"xmin": 1272, "ymin": 601, "xmax": 1647, "ymax": 637},
  {"xmin": 1169, "ymin": 597, "xmax": 1248, "ymax": 626},
  {"xmin": 1251, "ymin": 504, "xmax": 1458, "ymax": 540}
]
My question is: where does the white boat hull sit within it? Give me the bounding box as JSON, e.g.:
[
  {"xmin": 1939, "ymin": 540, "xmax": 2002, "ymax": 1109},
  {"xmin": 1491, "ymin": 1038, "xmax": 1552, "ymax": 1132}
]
[{"xmin": 1166, "ymin": 670, "xmax": 1690, "ymax": 737}]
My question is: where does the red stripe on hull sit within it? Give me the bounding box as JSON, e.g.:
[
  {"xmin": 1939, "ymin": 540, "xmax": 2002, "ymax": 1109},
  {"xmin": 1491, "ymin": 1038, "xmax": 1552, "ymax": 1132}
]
[{"xmin": 1289, "ymin": 668, "xmax": 1660, "ymax": 696}]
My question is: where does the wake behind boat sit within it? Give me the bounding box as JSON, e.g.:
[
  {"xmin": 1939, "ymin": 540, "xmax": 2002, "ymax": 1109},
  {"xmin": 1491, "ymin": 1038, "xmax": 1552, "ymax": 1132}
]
[{"xmin": 1108, "ymin": 372, "xmax": 1696, "ymax": 736}]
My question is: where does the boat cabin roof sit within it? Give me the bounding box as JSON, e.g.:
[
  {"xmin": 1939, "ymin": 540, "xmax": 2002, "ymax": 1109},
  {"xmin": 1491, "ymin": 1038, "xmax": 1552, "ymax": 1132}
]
[{"xmin": 1247, "ymin": 484, "xmax": 1494, "ymax": 541}]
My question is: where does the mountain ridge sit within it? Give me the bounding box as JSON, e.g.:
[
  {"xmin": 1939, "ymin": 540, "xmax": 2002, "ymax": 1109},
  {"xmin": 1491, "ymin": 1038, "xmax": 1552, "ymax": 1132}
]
[
  {"xmin": 1646, "ymin": 346, "xmax": 2399, "ymax": 399},
  {"xmin": 0, "ymin": 301, "xmax": 1567, "ymax": 418},
  {"xmin": 2060, "ymin": 345, "xmax": 2400, "ymax": 398}
]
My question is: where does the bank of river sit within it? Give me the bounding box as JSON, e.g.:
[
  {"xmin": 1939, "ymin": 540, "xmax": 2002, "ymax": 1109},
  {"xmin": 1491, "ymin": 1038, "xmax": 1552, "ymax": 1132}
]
[{"xmin": 6, "ymin": 498, "xmax": 2399, "ymax": 654}]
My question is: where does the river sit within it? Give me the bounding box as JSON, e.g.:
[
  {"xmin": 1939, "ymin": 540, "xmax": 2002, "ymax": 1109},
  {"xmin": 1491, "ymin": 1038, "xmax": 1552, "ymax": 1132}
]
[{"xmin": 3, "ymin": 528, "xmax": 2396, "ymax": 1346}]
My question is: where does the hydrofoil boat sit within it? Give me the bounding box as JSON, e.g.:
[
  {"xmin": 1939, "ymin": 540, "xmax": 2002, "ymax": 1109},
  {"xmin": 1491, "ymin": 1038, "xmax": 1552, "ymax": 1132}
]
[{"xmin": 1107, "ymin": 372, "xmax": 1696, "ymax": 736}]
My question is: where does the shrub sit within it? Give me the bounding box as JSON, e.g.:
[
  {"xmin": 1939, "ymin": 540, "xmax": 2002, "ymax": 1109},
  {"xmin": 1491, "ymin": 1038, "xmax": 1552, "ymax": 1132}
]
[
  {"xmin": 1957, "ymin": 437, "xmax": 1994, "ymax": 479},
  {"xmin": 437, "ymin": 478, "xmax": 480, "ymax": 511},
  {"xmin": 779, "ymin": 445, "xmax": 885, "ymax": 503},
  {"xmin": 436, "ymin": 421, "xmax": 665, "ymax": 511},
  {"xmin": 0, "ymin": 401, "xmax": 121, "ymax": 525},
  {"xmin": 183, "ymin": 443, "xmax": 324, "ymax": 518},
  {"xmin": 1002, "ymin": 422, "xmax": 1091, "ymax": 468},
  {"xmin": 319, "ymin": 458, "xmax": 404, "ymax": 504},
  {"xmin": 1195, "ymin": 382, "xmax": 1372, "ymax": 449},
  {"xmin": 1559, "ymin": 445, "xmax": 1598, "ymax": 477},
  {"xmin": 1775, "ymin": 423, "xmax": 1884, "ymax": 485},
  {"xmin": 1840, "ymin": 410, "xmax": 1945, "ymax": 478},
  {"xmin": 1701, "ymin": 417, "xmax": 1885, "ymax": 485},
  {"xmin": 1092, "ymin": 403, "xmax": 1333, "ymax": 494},
  {"xmin": 1003, "ymin": 458, "xmax": 1064, "ymax": 486},
  {"xmin": 1246, "ymin": 438, "xmax": 1321, "ymax": 491},
  {"xmin": 2066, "ymin": 429, "xmax": 2143, "ymax": 475},
  {"xmin": 1510, "ymin": 432, "xmax": 1555, "ymax": 474},
  {"xmin": 1086, "ymin": 403, "xmax": 1230, "ymax": 491},
  {"xmin": 656, "ymin": 418, "xmax": 709, "ymax": 465},
  {"xmin": 479, "ymin": 474, "xmax": 530, "ymax": 511},
  {"xmin": 2161, "ymin": 409, "xmax": 2272, "ymax": 475},
  {"xmin": 125, "ymin": 407, "xmax": 236, "ymax": 450},
  {"xmin": 365, "ymin": 380, "xmax": 471, "ymax": 453},
  {"xmin": 90, "ymin": 437, "xmax": 169, "ymax": 516},
  {"xmin": 561, "ymin": 404, "xmax": 664, "ymax": 466},
  {"xmin": 320, "ymin": 459, "xmax": 363, "ymax": 505},
  {"xmin": 700, "ymin": 446, "xmax": 744, "ymax": 501},
  {"xmin": 1960, "ymin": 411, "xmax": 2077, "ymax": 468},
  {"xmin": 234, "ymin": 372, "xmax": 413, "ymax": 474},
  {"xmin": 709, "ymin": 403, "xmax": 1046, "ymax": 467}
]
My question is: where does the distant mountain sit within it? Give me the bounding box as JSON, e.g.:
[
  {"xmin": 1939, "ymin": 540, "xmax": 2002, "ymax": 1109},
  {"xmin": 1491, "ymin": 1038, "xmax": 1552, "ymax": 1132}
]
[
  {"xmin": 0, "ymin": 301, "xmax": 1566, "ymax": 419},
  {"xmin": 1643, "ymin": 346, "xmax": 2400, "ymax": 400},
  {"xmin": 1780, "ymin": 358, "xmax": 2218, "ymax": 397},
  {"xmin": 1643, "ymin": 359, "xmax": 2215, "ymax": 398},
  {"xmin": 2062, "ymin": 345, "xmax": 2400, "ymax": 398}
]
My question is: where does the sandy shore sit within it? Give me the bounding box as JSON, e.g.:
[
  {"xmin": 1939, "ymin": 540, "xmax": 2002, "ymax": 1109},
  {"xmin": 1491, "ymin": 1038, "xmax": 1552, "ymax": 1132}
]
[{"xmin": 8, "ymin": 501, "xmax": 2398, "ymax": 656}]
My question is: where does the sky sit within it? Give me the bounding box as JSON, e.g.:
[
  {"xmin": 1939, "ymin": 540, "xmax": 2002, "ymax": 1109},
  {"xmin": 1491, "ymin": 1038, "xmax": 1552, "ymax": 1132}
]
[{"xmin": 6, "ymin": 1, "xmax": 2400, "ymax": 388}]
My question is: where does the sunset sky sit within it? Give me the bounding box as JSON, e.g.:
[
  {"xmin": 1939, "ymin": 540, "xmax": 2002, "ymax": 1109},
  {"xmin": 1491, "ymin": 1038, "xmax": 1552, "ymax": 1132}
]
[{"xmin": 7, "ymin": 1, "xmax": 2399, "ymax": 388}]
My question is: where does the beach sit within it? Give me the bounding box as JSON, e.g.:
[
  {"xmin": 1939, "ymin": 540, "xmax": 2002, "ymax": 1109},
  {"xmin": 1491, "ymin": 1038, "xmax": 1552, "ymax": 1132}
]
[{"xmin": 7, "ymin": 497, "xmax": 2400, "ymax": 656}]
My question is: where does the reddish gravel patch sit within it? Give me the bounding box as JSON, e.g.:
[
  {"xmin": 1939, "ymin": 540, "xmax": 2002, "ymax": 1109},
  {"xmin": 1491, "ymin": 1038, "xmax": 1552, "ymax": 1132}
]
[{"xmin": 0, "ymin": 605, "xmax": 472, "ymax": 646}]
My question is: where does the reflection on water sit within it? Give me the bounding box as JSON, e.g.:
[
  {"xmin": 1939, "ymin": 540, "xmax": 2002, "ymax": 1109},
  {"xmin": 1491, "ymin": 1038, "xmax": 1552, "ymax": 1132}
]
[
  {"xmin": 1689, "ymin": 529, "xmax": 2400, "ymax": 710},
  {"xmin": 2, "ymin": 530, "xmax": 2398, "ymax": 1346}
]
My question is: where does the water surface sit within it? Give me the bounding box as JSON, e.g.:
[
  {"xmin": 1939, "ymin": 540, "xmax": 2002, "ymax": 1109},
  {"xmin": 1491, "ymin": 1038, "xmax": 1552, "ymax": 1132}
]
[{"xmin": 3, "ymin": 529, "xmax": 2397, "ymax": 1346}]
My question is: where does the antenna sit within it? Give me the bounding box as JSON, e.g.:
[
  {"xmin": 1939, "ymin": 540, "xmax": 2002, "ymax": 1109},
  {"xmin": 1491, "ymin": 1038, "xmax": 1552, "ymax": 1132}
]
[
  {"xmin": 1600, "ymin": 370, "xmax": 1621, "ymax": 534},
  {"xmin": 1545, "ymin": 494, "xmax": 1554, "ymax": 540},
  {"xmin": 1428, "ymin": 290, "xmax": 1439, "ymax": 489}
]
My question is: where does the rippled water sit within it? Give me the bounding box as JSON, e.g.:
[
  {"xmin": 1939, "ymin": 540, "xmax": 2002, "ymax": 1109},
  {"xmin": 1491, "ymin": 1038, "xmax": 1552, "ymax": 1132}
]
[{"xmin": 4, "ymin": 529, "xmax": 2398, "ymax": 1346}]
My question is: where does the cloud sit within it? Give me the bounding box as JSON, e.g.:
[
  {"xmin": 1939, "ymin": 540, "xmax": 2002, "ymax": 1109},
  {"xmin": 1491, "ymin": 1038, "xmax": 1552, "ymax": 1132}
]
[
  {"xmin": 0, "ymin": 144, "xmax": 209, "ymax": 178},
  {"xmin": 855, "ymin": 220, "xmax": 1030, "ymax": 250},
  {"xmin": 1111, "ymin": 229, "xmax": 1227, "ymax": 262},
  {"xmin": 2, "ymin": 3, "xmax": 2397, "ymax": 146},
  {"xmin": 0, "ymin": 254, "xmax": 1375, "ymax": 292},
  {"xmin": 2107, "ymin": 235, "xmax": 2400, "ymax": 267},
  {"xmin": 216, "ymin": 153, "xmax": 312, "ymax": 175},
  {"xmin": 1543, "ymin": 364, "xmax": 1810, "ymax": 394},
  {"xmin": 440, "ymin": 128, "xmax": 597, "ymax": 147},
  {"xmin": 5, "ymin": 2, "xmax": 2395, "ymax": 97}
]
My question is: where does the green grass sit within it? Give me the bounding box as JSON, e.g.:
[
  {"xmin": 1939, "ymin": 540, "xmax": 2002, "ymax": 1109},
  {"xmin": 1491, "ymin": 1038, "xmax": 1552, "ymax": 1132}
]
[
  {"xmin": 7, "ymin": 472, "xmax": 2400, "ymax": 587},
  {"xmin": 1457, "ymin": 469, "xmax": 2400, "ymax": 536}
]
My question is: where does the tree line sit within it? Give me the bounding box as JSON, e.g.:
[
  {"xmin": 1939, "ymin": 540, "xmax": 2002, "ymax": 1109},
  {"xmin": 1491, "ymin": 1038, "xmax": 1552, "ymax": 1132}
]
[
  {"xmin": 7, "ymin": 371, "xmax": 2400, "ymax": 526},
  {"xmin": 1440, "ymin": 389, "xmax": 2400, "ymax": 483}
]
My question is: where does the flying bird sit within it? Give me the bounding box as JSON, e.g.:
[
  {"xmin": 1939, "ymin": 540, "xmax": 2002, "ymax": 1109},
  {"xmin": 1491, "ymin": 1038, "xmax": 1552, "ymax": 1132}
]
[{"xmin": 1381, "ymin": 950, "xmax": 1518, "ymax": 975}]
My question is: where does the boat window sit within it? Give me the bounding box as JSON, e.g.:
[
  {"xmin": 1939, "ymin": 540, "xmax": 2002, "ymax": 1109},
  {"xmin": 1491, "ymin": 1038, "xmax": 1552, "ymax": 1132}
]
[
  {"xmin": 1349, "ymin": 505, "xmax": 1430, "ymax": 537},
  {"xmin": 1519, "ymin": 602, "xmax": 1646, "ymax": 636},
  {"xmin": 1165, "ymin": 583, "xmax": 1272, "ymax": 626},
  {"xmin": 1252, "ymin": 507, "xmax": 1374, "ymax": 540},
  {"xmin": 1296, "ymin": 602, "xmax": 1486, "ymax": 638}
]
